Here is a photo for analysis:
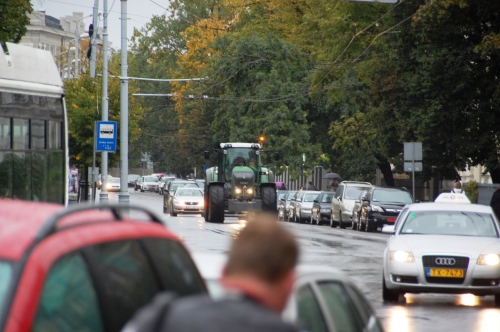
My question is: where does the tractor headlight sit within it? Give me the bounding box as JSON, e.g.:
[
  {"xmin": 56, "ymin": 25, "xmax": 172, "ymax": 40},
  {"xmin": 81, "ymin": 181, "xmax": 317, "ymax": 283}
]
[
  {"xmin": 235, "ymin": 188, "xmax": 242, "ymax": 194},
  {"xmin": 246, "ymin": 188, "xmax": 253, "ymax": 194}
]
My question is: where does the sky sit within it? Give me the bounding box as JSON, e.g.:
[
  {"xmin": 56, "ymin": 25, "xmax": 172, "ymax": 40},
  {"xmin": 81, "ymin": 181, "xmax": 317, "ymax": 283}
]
[{"xmin": 30, "ymin": 0, "xmax": 169, "ymax": 47}]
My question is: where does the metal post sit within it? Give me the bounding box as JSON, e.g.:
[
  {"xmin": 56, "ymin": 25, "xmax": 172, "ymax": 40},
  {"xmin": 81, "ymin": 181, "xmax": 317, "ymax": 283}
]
[
  {"xmin": 92, "ymin": 122, "xmax": 96, "ymax": 201},
  {"xmin": 90, "ymin": 0, "xmax": 99, "ymax": 77},
  {"xmin": 100, "ymin": 0, "xmax": 109, "ymax": 202},
  {"xmin": 75, "ymin": 27, "xmax": 79, "ymax": 78},
  {"xmin": 412, "ymin": 149, "xmax": 415, "ymax": 200},
  {"xmin": 119, "ymin": 0, "xmax": 129, "ymax": 203},
  {"xmin": 67, "ymin": 43, "xmax": 71, "ymax": 79}
]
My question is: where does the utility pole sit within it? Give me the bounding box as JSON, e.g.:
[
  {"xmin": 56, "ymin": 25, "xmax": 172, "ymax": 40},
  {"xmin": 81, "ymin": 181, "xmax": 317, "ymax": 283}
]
[
  {"xmin": 119, "ymin": 0, "xmax": 129, "ymax": 203},
  {"xmin": 100, "ymin": 0, "xmax": 109, "ymax": 201},
  {"xmin": 90, "ymin": 0, "xmax": 99, "ymax": 77}
]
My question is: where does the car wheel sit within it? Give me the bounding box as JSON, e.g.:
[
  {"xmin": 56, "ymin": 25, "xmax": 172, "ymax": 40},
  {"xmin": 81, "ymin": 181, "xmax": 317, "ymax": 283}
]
[
  {"xmin": 339, "ymin": 213, "xmax": 346, "ymax": 229},
  {"xmin": 170, "ymin": 204, "xmax": 177, "ymax": 217},
  {"xmin": 383, "ymin": 275, "xmax": 400, "ymax": 302},
  {"xmin": 495, "ymin": 295, "xmax": 500, "ymax": 307}
]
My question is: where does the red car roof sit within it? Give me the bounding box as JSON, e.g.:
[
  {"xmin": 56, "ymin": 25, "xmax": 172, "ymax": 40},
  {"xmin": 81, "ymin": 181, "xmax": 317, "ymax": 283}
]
[{"xmin": 0, "ymin": 199, "xmax": 178, "ymax": 261}]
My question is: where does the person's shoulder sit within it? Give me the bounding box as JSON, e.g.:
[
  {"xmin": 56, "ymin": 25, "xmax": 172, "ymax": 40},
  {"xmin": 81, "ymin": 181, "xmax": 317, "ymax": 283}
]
[{"xmin": 166, "ymin": 295, "xmax": 298, "ymax": 332}]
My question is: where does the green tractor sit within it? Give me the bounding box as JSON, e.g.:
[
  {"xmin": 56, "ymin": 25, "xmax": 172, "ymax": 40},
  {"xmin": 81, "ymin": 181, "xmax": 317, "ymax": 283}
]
[{"xmin": 203, "ymin": 143, "xmax": 278, "ymax": 223}]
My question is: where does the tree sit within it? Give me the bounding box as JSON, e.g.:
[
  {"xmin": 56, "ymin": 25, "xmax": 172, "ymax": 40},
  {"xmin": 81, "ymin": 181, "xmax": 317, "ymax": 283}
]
[
  {"xmin": 0, "ymin": 0, "xmax": 32, "ymax": 43},
  {"xmin": 65, "ymin": 47, "xmax": 145, "ymax": 169}
]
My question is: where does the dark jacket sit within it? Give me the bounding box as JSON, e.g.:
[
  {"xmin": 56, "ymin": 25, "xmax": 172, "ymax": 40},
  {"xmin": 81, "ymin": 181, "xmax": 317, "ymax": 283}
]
[
  {"xmin": 490, "ymin": 188, "xmax": 500, "ymax": 220},
  {"xmin": 163, "ymin": 294, "xmax": 298, "ymax": 332}
]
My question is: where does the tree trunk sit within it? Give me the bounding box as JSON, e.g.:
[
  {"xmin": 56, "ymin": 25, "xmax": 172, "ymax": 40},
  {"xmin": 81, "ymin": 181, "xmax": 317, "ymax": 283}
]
[
  {"xmin": 377, "ymin": 158, "xmax": 395, "ymax": 187},
  {"xmin": 489, "ymin": 167, "xmax": 500, "ymax": 184}
]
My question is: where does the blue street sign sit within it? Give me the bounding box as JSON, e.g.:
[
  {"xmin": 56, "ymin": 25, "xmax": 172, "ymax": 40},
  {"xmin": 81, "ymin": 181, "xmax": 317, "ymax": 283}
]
[{"xmin": 95, "ymin": 121, "xmax": 117, "ymax": 152}]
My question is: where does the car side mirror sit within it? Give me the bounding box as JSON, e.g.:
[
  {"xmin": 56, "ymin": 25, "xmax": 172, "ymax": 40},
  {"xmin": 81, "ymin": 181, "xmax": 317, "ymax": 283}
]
[
  {"xmin": 313, "ymin": 199, "xmax": 319, "ymax": 203},
  {"xmin": 382, "ymin": 225, "xmax": 395, "ymax": 234}
]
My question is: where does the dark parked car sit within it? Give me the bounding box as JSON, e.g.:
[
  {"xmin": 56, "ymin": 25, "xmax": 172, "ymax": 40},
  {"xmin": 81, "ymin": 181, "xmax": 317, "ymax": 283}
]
[
  {"xmin": 278, "ymin": 190, "xmax": 298, "ymax": 221},
  {"xmin": 276, "ymin": 190, "xmax": 288, "ymax": 211},
  {"xmin": 128, "ymin": 174, "xmax": 140, "ymax": 187},
  {"xmin": 163, "ymin": 180, "xmax": 201, "ymax": 214},
  {"xmin": 311, "ymin": 191, "xmax": 335, "ymax": 225},
  {"xmin": 134, "ymin": 176, "xmax": 144, "ymax": 191},
  {"xmin": 0, "ymin": 200, "xmax": 207, "ymax": 332},
  {"xmin": 288, "ymin": 190, "xmax": 305, "ymax": 223},
  {"xmin": 356, "ymin": 186, "xmax": 413, "ymax": 232}
]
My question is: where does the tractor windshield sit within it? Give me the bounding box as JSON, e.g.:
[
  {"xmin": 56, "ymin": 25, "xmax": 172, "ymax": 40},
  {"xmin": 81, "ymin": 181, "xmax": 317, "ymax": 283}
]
[{"xmin": 225, "ymin": 148, "xmax": 259, "ymax": 181}]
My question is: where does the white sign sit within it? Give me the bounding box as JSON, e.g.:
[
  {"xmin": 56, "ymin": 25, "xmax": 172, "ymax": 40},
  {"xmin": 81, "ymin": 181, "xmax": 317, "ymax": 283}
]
[
  {"xmin": 99, "ymin": 124, "xmax": 115, "ymax": 139},
  {"xmin": 434, "ymin": 193, "xmax": 471, "ymax": 204}
]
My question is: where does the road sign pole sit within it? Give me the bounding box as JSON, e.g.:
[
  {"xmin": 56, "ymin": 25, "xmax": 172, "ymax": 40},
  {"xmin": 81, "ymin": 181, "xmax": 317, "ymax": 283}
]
[
  {"xmin": 118, "ymin": 0, "xmax": 129, "ymax": 204},
  {"xmin": 100, "ymin": 0, "xmax": 109, "ymax": 202}
]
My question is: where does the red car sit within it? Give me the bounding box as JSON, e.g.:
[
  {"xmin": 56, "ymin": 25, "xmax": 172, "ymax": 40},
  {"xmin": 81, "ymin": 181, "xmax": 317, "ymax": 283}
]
[{"xmin": 0, "ymin": 200, "xmax": 206, "ymax": 332}]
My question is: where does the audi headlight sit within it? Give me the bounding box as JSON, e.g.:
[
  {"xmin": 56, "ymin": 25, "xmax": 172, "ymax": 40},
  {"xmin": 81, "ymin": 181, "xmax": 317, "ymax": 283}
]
[
  {"xmin": 371, "ymin": 205, "xmax": 384, "ymax": 212},
  {"xmin": 389, "ymin": 250, "xmax": 415, "ymax": 263},
  {"xmin": 478, "ymin": 254, "xmax": 500, "ymax": 266}
]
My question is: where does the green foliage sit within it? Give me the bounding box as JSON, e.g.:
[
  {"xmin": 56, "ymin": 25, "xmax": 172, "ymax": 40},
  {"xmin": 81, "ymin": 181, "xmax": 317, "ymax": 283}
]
[
  {"xmin": 0, "ymin": 0, "xmax": 32, "ymax": 43},
  {"xmin": 65, "ymin": 50, "xmax": 144, "ymax": 168},
  {"xmin": 464, "ymin": 180, "xmax": 478, "ymax": 204}
]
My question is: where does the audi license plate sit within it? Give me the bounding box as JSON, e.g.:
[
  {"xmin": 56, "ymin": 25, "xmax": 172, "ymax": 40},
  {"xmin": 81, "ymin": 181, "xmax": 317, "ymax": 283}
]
[
  {"xmin": 185, "ymin": 205, "xmax": 197, "ymax": 210},
  {"xmin": 426, "ymin": 268, "xmax": 464, "ymax": 278}
]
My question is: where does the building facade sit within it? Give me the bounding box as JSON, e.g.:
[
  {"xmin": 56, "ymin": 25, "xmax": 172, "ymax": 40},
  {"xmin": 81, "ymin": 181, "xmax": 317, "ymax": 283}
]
[{"xmin": 20, "ymin": 10, "xmax": 102, "ymax": 78}]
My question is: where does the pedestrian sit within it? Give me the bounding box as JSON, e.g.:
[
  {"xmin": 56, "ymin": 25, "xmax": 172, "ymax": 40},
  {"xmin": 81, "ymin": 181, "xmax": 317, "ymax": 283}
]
[
  {"xmin": 452, "ymin": 180, "xmax": 464, "ymax": 194},
  {"xmin": 490, "ymin": 187, "xmax": 500, "ymax": 220},
  {"xmin": 123, "ymin": 215, "xmax": 300, "ymax": 332},
  {"xmin": 306, "ymin": 181, "xmax": 316, "ymax": 190},
  {"xmin": 329, "ymin": 178, "xmax": 339, "ymax": 193},
  {"xmin": 299, "ymin": 185, "xmax": 304, "ymax": 190}
]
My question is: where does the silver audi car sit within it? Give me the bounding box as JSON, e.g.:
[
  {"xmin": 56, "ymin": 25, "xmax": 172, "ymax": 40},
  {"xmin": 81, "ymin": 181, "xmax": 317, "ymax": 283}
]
[{"xmin": 382, "ymin": 194, "xmax": 500, "ymax": 305}]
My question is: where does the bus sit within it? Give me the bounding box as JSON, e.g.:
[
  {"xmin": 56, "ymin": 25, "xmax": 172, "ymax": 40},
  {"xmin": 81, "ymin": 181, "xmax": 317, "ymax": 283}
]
[{"xmin": 0, "ymin": 42, "xmax": 68, "ymax": 204}]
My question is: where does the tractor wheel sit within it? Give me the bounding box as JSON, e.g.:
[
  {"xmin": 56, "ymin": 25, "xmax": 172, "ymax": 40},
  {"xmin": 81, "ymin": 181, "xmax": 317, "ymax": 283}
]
[
  {"xmin": 203, "ymin": 193, "xmax": 209, "ymax": 222},
  {"xmin": 208, "ymin": 185, "xmax": 225, "ymax": 223},
  {"xmin": 261, "ymin": 186, "xmax": 276, "ymax": 213}
]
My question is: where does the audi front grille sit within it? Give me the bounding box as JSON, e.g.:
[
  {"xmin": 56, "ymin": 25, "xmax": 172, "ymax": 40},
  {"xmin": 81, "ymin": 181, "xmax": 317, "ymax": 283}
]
[{"xmin": 422, "ymin": 255, "xmax": 469, "ymax": 285}]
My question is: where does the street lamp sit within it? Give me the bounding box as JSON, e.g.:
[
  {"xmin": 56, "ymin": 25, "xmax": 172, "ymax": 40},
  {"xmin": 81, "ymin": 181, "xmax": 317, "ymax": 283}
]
[{"xmin": 65, "ymin": 33, "xmax": 89, "ymax": 79}]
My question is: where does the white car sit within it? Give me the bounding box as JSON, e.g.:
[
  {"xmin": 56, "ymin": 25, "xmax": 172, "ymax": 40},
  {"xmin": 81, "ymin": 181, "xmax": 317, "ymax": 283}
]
[
  {"xmin": 191, "ymin": 253, "xmax": 385, "ymax": 332},
  {"xmin": 170, "ymin": 187, "xmax": 204, "ymax": 216},
  {"xmin": 103, "ymin": 177, "xmax": 120, "ymax": 192},
  {"xmin": 140, "ymin": 176, "xmax": 159, "ymax": 192},
  {"xmin": 382, "ymin": 194, "xmax": 500, "ymax": 305}
]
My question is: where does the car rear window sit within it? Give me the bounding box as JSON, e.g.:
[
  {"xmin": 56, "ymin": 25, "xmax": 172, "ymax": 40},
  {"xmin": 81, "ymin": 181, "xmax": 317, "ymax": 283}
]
[
  {"xmin": 0, "ymin": 261, "xmax": 12, "ymax": 315},
  {"xmin": 322, "ymin": 194, "xmax": 334, "ymax": 203},
  {"xmin": 144, "ymin": 177, "xmax": 158, "ymax": 182},
  {"xmin": 344, "ymin": 187, "xmax": 368, "ymax": 200},
  {"xmin": 304, "ymin": 193, "xmax": 320, "ymax": 202},
  {"xmin": 373, "ymin": 189, "xmax": 412, "ymax": 204}
]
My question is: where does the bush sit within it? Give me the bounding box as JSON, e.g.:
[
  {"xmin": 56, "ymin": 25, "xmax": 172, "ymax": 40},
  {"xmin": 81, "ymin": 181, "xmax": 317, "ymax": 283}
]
[{"xmin": 464, "ymin": 180, "xmax": 478, "ymax": 203}]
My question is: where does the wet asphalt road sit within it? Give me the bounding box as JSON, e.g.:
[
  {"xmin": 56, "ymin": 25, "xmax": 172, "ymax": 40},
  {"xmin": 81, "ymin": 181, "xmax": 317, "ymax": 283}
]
[{"xmin": 99, "ymin": 188, "xmax": 500, "ymax": 332}]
